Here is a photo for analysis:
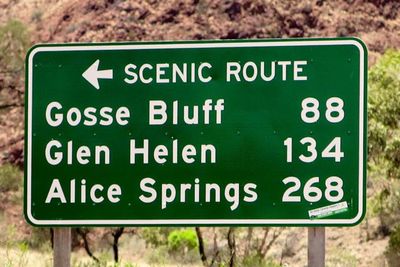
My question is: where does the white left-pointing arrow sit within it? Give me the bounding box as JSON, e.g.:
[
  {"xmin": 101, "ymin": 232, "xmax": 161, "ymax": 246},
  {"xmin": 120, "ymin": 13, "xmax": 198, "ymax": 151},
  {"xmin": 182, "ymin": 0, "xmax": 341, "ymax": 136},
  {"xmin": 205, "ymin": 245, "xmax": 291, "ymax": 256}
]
[{"xmin": 82, "ymin": 59, "xmax": 113, "ymax": 90}]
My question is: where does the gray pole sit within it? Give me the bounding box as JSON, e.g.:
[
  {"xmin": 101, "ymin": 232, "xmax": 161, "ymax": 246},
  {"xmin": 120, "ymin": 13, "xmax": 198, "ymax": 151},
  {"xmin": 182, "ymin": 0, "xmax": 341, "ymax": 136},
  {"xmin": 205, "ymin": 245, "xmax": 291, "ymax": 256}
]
[
  {"xmin": 54, "ymin": 228, "xmax": 71, "ymax": 267},
  {"xmin": 308, "ymin": 227, "xmax": 325, "ymax": 267}
]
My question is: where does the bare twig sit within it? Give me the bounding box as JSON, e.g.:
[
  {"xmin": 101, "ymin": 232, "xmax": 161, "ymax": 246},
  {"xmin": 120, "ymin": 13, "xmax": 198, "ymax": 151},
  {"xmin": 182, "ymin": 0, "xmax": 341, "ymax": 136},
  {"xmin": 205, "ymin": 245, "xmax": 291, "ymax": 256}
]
[
  {"xmin": 8, "ymin": 86, "xmax": 25, "ymax": 95},
  {"xmin": 244, "ymin": 227, "xmax": 253, "ymax": 257},
  {"xmin": 0, "ymin": 136, "xmax": 24, "ymax": 150},
  {"xmin": 50, "ymin": 228, "xmax": 54, "ymax": 249},
  {"xmin": 76, "ymin": 228, "xmax": 99, "ymax": 262},
  {"xmin": 261, "ymin": 228, "xmax": 282, "ymax": 257},
  {"xmin": 0, "ymin": 68, "xmax": 23, "ymax": 74},
  {"xmin": 210, "ymin": 227, "xmax": 220, "ymax": 267},
  {"xmin": 279, "ymin": 237, "xmax": 287, "ymax": 265},
  {"xmin": 0, "ymin": 102, "xmax": 23, "ymax": 110},
  {"xmin": 257, "ymin": 227, "xmax": 270, "ymax": 256}
]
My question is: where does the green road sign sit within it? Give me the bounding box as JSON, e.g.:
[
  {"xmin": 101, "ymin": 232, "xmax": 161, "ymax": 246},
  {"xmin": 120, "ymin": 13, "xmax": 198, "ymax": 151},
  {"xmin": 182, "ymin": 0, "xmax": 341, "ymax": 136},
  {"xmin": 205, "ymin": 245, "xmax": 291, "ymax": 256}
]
[{"xmin": 25, "ymin": 38, "xmax": 367, "ymax": 226}]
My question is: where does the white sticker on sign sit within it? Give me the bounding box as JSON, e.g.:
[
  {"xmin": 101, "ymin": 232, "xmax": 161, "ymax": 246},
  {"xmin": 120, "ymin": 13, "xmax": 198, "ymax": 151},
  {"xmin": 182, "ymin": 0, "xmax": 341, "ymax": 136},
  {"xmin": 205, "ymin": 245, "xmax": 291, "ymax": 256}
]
[{"xmin": 308, "ymin": 201, "xmax": 348, "ymax": 219}]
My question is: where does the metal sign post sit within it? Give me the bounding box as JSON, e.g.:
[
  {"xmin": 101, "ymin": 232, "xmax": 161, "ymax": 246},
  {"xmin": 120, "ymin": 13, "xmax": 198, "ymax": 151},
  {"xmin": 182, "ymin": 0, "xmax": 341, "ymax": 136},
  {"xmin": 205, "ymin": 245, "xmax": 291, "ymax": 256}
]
[
  {"xmin": 308, "ymin": 227, "xmax": 325, "ymax": 267},
  {"xmin": 53, "ymin": 228, "xmax": 71, "ymax": 267}
]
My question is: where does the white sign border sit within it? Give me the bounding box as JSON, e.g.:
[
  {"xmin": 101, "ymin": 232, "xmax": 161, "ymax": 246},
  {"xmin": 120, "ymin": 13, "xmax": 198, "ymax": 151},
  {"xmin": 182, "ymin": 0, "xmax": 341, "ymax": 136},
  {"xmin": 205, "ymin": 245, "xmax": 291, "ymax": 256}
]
[{"xmin": 26, "ymin": 39, "xmax": 366, "ymax": 225}]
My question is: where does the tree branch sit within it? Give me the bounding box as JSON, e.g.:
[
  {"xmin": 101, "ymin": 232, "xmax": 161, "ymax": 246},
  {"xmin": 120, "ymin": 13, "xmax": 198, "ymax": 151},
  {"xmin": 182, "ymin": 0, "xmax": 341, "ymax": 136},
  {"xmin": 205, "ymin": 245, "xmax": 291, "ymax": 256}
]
[
  {"xmin": 227, "ymin": 227, "xmax": 236, "ymax": 267},
  {"xmin": 261, "ymin": 228, "xmax": 283, "ymax": 258},
  {"xmin": 111, "ymin": 227, "xmax": 124, "ymax": 263},
  {"xmin": 76, "ymin": 228, "xmax": 99, "ymax": 262},
  {"xmin": 257, "ymin": 227, "xmax": 270, "ymax": 256},
  {"xmin": 244, "ymin": 227, "xmax": 253, "ymax": 257},
  {"xmin": 195, "ymin": 227, "xmax": 208, "ymax": 267},
  {"xmin": 0, "ymin": 102, "xmax": 23, "ymax": 110},
  {"xmin": 210, "ymin": 227, "xmax": 220, "ymax": 267}
]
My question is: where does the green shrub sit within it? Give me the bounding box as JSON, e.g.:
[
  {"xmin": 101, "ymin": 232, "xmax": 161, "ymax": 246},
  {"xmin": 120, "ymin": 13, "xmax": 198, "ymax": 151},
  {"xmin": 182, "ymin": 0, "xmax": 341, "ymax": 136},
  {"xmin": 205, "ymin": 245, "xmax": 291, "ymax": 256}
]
[
  {"xmin": 146, "ymin": 245, "xmax": 169, "ymax": 264},
  {"xmin": 31, "ymin": 9, "xmax": 43, "ymax": 22},
  {"xmin": 27, "ymin": 227, "xmax": 51, "ymax": 249},
  {"xmin": 327, "ymin": 247, "xmax": 357, "ymax": 267},
  {"xmin": 386, "ymin": 224, "xmax": 400, "ymax": 266},
  {"xmin": 0, "ymin": 164, "xmax": 22, "ymax": 192},
  {"xmin": 368, "ymin": 50, "xmax": 400, "ymax": 234},
  {"xmin": 389, "ymin": 225, "xmax": 400, "ymax": 251},
  {"xmin": 368, "ymin": 49, "xmax": 400, "ymax": 167},
  {"xmin": 240, "ymin": 254, "xmax": 281, "ymax": 267},
  {"xmin": 0, "ymin": 20, "xmax": 30, "ymax": 72},
  {"xmin": 386, "ymin": 137, "xmax": 400, "ymax": 179},
  {"xmin": 140, "ymin": 227, "xmax": 171, "ymax": 247},
  {"xmin": 2, "ymin": 225, "xmax": 30, "ymax": 267},
  {"xmin": 167, "ymin": 228, "xmax": 198, "ymax": 252},
  {"xmin": 368, "ymin": 118, "xmax": 387, "ymax": 161},
  {"xmin": 369, "ymin": 50, "xmax": 400, "ymax": 126}
]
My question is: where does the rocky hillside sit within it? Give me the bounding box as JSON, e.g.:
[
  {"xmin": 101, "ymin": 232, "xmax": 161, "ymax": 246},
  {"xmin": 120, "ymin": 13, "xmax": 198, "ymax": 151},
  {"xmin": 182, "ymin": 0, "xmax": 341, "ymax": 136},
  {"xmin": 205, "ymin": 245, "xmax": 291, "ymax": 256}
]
[
  {"xmin": 3, "ymin": 0, "xmax": 400, "ymax": 55},
  {"xmin": 1, "ymin": 0, "xmax": 400, "ymax": 164}
]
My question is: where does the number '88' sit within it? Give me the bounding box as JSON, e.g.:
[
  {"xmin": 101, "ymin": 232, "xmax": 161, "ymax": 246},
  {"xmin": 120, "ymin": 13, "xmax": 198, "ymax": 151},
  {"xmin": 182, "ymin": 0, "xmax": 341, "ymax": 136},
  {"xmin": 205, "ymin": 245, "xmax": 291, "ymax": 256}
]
[{"xmin": 301, "ymin": 97, "xmax": 344, "ymax": 123}]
